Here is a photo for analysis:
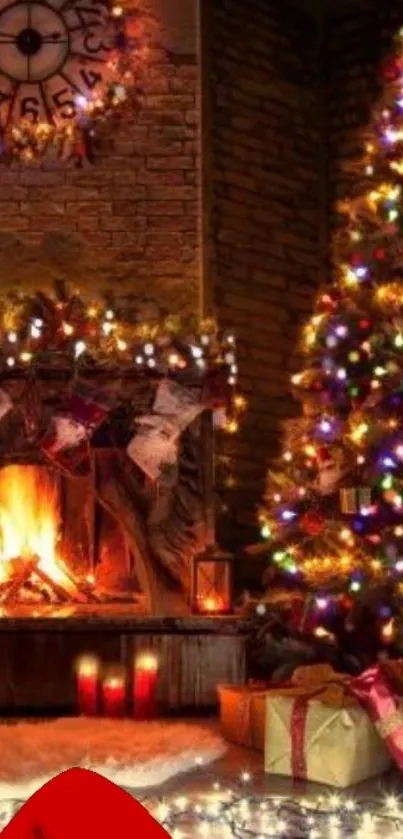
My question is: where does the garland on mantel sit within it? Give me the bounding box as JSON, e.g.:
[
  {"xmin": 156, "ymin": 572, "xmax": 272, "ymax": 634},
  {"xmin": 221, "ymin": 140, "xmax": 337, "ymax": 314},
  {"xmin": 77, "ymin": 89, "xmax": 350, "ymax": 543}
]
[{"xmin": 0, "ymin": 284, "xmax": 246, "ymax": 432}]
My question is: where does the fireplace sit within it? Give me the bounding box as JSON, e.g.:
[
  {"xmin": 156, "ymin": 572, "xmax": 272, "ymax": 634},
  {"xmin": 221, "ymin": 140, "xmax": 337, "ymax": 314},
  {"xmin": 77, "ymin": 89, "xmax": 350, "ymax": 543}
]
[
  {"xmin": 0, "ymin": 462, "xmax": 143, "ymax": 611},
  {"xmin": 0, "ymin": 370, "xmax": 215, "ymax": 619},
  {"xmin": 0, "ymin": 290, "xmax": 244, "ymax": 712}
]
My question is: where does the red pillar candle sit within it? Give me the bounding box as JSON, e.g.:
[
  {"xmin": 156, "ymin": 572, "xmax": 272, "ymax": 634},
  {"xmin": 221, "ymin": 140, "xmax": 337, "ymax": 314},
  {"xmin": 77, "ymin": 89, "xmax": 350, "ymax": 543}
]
[
  {"xmin": 102, "ymin": 670, "xmax": 126, "ymax": 718},
  {"xmin": 133, "ymin": 653, "xmax": 159, "ymax": 720},
  {"xmin": 76, "ymin": 655, "xmax": 99, "ymax": 717}
]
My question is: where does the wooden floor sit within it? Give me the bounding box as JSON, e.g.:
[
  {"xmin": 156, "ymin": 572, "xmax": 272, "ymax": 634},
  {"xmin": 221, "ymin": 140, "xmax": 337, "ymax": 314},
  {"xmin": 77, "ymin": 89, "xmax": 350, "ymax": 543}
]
[{"xmin": 144, "ymin": 719, "xmax": 401, "ymax": 800}]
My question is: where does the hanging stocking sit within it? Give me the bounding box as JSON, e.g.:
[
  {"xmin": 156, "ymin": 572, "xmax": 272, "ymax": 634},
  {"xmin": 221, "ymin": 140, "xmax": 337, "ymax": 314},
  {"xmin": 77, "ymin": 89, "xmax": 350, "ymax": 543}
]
[
  {"xmin": 202, "ymin": 367, "xmax": 232, "ymax": 414},
  {"xmin": 127, "ymin": 414, "xmax": 179, "ymax": 482},
  {"xmin": 20, "ymin": 380, "xmax": 41, "ymax": 442},
  {"xmin": 41, "ymin": 380, "xmax": 117, "ymax": 476},
  {"xmin": 153, "ymin": 378, "xmax": 204, "ymax": 429},
  {"xmin": 0, "ymin": 388, "xmax": 12, "ymax": 423}
]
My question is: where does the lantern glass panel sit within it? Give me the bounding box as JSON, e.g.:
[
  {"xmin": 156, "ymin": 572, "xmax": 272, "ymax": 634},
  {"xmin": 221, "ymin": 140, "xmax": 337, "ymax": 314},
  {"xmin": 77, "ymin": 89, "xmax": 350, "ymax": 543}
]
[{"xmin": 192, "ymin": 556, "xmax": 232, "ymax": 614}]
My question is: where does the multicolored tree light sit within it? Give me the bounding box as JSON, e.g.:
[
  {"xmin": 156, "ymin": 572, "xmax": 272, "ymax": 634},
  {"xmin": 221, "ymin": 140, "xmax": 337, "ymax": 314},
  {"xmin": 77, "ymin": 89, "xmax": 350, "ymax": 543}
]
[{"xmin": 259, "ymin": 27, "xmax": 403, "ymax": 659}]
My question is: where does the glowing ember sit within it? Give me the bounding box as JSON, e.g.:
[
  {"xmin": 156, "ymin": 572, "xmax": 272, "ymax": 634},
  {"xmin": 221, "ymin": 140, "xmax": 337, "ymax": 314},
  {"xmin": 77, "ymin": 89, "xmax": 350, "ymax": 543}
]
[{"xmin": 0, "ymin": 465, "xmax": 70, "ymax": 588}]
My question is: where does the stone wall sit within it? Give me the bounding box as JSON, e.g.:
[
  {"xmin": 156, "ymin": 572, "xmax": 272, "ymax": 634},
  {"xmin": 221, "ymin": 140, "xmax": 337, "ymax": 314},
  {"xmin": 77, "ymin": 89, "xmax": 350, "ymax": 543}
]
[
  {"xmin": 204, "ymin": 0, "xmax": 323, "ymax": 548},
  {"xmin": 0, "ymin": 0, "xmax": 201, "ymax": 316}
]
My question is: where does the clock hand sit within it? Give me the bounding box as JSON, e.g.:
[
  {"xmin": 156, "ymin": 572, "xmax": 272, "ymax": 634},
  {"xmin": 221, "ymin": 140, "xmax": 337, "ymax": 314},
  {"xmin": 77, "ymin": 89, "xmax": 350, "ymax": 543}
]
[{"xmin": 41, "ymin": 37, "xmax": 68, "ymax": 44}]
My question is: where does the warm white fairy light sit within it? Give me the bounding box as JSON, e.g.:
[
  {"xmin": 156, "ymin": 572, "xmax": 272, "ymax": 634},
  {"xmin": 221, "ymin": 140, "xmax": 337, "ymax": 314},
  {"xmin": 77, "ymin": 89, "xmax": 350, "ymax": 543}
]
[
  {"xmin": 30, "ymin": 323, "xmax": 41, "ymax": 338},
  {"xmin": 74, "ymin": 340, "xmax": 86, "ymax": 359},
  {"xmin": 191, "ymin": 345, "xmax": 203, "ymax": 359},
  {"xmin": 128, "ymin": 782, "xmax": 403, "ymax": 839}
]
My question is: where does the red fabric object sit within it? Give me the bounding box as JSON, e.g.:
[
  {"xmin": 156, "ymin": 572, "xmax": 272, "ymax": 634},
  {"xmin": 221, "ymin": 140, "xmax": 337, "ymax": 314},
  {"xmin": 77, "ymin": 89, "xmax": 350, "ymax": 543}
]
[
  {"xmin": 40, "ymin": 381, "xmax": 116, "ymax": 476},
  {"xmin": 380, "ymin": 55, "xmax": 403, "ymax": 81},
  {"xmin": 351, "ymin": 666, "xmax": 403, "ymax": 770},
  {"xmin": 299, "ymin": 511, "xmax": 325, "ymax": 536},
  {"xmin": 202, "ymin": 367, "xmax": 232, "ymax": 410},
  {"xmin": 1, "ymin": 767, "xmax": 170, "ymax": 839},
  {"xmin": 290, "ymin": 697, "xmax": 309, "ymax": 779}
]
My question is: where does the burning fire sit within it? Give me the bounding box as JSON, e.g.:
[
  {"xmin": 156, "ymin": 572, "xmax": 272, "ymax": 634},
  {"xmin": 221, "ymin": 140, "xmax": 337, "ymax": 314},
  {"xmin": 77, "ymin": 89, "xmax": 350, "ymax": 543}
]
[{"xmin": 0, "ymin": 465, "xmax": 70, "ymax": 587}]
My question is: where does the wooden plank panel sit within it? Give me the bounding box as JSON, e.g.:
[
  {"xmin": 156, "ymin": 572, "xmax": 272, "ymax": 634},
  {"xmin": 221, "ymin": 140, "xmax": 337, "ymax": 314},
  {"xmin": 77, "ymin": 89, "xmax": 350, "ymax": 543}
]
[{"xmin": 0, "ymin": 626, "xmax": 246, "ymax": 712}]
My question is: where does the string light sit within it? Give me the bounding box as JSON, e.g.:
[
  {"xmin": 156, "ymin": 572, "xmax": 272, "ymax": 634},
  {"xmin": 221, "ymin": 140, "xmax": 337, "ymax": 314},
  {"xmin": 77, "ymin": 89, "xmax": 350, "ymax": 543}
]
[{"xmin": 0, "ymin": 779, "xmax": 394, "ymax": 838}]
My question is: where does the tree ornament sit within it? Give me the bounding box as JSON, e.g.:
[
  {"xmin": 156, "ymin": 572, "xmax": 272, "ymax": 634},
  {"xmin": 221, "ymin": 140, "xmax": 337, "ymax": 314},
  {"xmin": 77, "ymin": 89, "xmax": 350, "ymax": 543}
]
[
  {"xmin": 299, "ymin": 510, "xmax": 325, "ymax": 536},
  {"xmin": 339, "ymin": 487, "xmax": 372, "ymax": 515},
  {"xmin": 317, "ymin": 446, "xmax": 330, "ymax": 462},
  {"xmin": 381, "ymin": 55, "xmax": 403, "ymax": 81},
  {"xmin": 317, "ymin": 292, "xmax": 338, "ymax": 314},
  {"xmin": 317, "ymin": 445, "xmax": 346, "ymax": 496},
  {"xmin": 302, "ymin": 394, "xmax": 322, "ymax": 418}
]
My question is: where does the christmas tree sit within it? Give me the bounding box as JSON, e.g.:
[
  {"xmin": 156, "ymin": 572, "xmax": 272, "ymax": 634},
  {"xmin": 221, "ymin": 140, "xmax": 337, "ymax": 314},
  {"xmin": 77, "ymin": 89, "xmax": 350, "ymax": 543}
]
[{"xmin": 259, "ymin": 28, "xmax": 403, "ymax": 668}]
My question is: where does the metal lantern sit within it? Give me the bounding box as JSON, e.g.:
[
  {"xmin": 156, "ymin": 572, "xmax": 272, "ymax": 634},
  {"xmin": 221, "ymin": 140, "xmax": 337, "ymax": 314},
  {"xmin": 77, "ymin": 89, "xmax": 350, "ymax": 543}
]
[{"xmin": 191, "ymin": 545, "xmax": 233, "ymax": 615}]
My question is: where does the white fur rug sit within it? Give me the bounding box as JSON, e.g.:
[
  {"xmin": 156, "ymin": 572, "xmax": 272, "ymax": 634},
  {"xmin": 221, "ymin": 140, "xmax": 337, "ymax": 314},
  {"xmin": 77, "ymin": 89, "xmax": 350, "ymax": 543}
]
[{"xmin": 0, "ymin": 718, "xmax": 226, "ymax": 798}]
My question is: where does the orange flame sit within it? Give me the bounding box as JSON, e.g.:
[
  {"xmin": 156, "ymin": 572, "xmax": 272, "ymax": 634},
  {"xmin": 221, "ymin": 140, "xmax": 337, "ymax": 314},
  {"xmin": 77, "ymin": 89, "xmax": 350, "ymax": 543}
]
[{"xmin": 0, "ymin": 465, "xmax": 69, "ymax": 586}]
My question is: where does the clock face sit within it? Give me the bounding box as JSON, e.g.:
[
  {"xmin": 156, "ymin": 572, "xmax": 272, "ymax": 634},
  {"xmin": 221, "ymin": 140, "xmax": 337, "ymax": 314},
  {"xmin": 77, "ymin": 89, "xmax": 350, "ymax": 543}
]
[{"xmin": 0, "ymin": 0, "xmax": 114, "ymax": 126}]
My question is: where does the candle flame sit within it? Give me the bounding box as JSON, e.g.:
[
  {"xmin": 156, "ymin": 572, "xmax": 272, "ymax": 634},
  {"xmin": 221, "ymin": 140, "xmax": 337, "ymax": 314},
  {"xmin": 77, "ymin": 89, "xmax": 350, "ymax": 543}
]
[
  {"xmin": 136, "ymin": 653, "xmax": 158, "ymax": 672},
  {"xmin": 104, "ymin": 676, "xmax": 123, "ymax": 689},
  {"xmin": 76, "ymin": 655, "xmax": 99, "ymax": 677},
  {"xmin": 202, "ymin": 596, "xmax": 224, "ymax": 613}
]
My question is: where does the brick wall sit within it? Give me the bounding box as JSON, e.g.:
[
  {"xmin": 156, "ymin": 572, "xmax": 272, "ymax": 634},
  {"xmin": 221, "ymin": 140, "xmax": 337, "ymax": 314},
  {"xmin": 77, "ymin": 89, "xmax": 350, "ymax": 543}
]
[
  {"xmin": 0, "ymin": 0, "xmax": 201, "ymax": 316},
  {"xmin": 204, "ymin": 0, "xmax": 323, "ymax": 551},
  {"xmin": 325, "ymin": 0, "xmax": 403, "ymax": 258}
]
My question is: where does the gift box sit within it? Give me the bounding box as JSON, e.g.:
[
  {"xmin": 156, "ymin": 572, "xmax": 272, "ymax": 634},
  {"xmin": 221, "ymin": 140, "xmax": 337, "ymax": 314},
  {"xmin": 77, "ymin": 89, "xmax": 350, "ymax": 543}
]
[
  {"xmin": 218, "ymin": 685, "xmax": 267, "ymax": 750},
  {"xmin": 265, "ymin": 669, "xmax": 392, "ymax": 787},
  {"xmin": 218, "ymin": 665, "xmax": 355, "ymax": 752},
  {"xmin": 352, "ymin": 664, "xmax": 403, "ymax": 771}
]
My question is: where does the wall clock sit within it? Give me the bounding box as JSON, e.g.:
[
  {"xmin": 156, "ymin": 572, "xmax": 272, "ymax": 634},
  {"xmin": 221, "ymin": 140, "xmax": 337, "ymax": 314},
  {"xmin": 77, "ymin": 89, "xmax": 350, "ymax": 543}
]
[{"xmin": 0, "ymin": 0, "xmax": 134, "ymax": 162}]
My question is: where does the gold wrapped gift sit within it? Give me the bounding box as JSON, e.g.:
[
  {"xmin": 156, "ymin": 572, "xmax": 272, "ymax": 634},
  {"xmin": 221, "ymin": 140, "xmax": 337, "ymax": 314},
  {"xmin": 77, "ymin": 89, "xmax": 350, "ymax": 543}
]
[
  {"xmin": 265, "ymin": 695, "xmax": 392, "ymax": 788},
  {"xmin": 218, "ymin": 685, "xmax": 267, "ymax": 750},
  {"xmin": 218, "ymin": 665, "xmax": 353, "ymax": 752}
]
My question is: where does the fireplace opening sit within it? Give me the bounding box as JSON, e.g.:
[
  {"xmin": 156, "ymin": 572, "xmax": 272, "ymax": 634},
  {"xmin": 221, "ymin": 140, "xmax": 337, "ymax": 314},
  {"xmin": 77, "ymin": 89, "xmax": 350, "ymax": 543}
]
[{"xmin": 0, "ymin": 463, "xmax": 143, "ymax": 614}]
